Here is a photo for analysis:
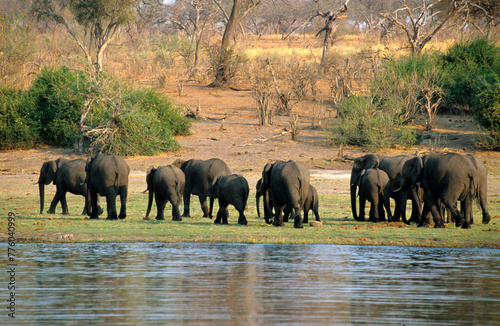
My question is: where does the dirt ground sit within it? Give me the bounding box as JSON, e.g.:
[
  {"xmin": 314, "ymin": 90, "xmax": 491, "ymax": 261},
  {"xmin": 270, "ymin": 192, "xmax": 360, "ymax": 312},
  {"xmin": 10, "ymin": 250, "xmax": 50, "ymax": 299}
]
[{"xmin": 2, "ymin": 82, "xmax": 500, "ymax": 199}]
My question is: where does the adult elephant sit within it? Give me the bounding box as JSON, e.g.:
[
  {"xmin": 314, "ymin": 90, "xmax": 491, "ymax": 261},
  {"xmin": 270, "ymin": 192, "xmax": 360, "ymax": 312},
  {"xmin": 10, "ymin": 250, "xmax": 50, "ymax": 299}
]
[
  {"xmin": 85, "ymin": 153, "xmax": 130, "ymax": 220},
  {"xmin": 261, "ymin": 160, "xmax": 310, "ymax": 228},
  {"xmin": 393, "ymin": 153, "xmax": 482, "ymax": 229},
  {"xmin": 173, "ymin": 158, "xmax": 231, "ymax": 218},
  {"xmin": 350, "ymin": 154, "xmax": 422, "ymax": 224},
  {"xmin": 145, "ymin": 165, "xmax": 185, "ymax": 221},
  {"xmin": 38, "ymin": 157, "xmax": 92, "ymax": 215}
]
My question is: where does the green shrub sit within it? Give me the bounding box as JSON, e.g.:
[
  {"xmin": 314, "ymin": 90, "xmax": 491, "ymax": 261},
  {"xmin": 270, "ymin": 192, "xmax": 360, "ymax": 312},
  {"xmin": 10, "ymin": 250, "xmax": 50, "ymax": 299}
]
[
  {"xmin": 28, "ymin": 66, "xmax": 88, "ymax": 147},
  {"xmin": 329, "ymin": 96, "xmax": 418, "ymax": 149},
  {"xmin": 440, "ymin": 38, "xmax": 500, "ymax": 109},
  {"xmin": 0, "ymin": 86, "xmax": 38, "ymax": 149}
]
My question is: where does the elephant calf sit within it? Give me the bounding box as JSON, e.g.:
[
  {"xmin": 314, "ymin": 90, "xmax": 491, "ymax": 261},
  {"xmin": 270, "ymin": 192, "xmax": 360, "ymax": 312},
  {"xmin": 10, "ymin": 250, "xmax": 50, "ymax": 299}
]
[
  {"xmin": 357, "ymin": 168, "xmax": 391, "ymax": 223},
  {"xmin": 145, "ymin": 165, "xmax": 185, "ymax": 221},
  {"xmin": 38, "ymin": 157, "xmax": 92, "ymax": 215},
  {"xmin": 210, "ymin": 174, "xmax": 249, "ymax": 225},
  {"xmin": 284, "ymin": 184, "xmax": 320, "ymax": 224}
]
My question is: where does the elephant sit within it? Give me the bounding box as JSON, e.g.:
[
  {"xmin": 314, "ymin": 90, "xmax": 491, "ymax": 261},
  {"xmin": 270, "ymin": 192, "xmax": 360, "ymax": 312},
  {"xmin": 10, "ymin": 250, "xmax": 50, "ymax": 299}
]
[
  {"xmin": 283, "ymin": 184, "xmax": 320, "ymax": 224},
  {"xmin": 85, "ymin": 153, "xmax": 130, "ymax": 220},
  {"xmin": 145, "ymin": 165, "xmax": 185, "ymax": 221},
  {"xmin": 356, "ymin": 168, "xmax": 392, "ymax": 223},
  {"xmin": 351, "ymin": 154, "xmax": 422, "ymax": 224},
  {"xmin": 173, "ymin": 158, "xmax": 231, "ymax": 218},
  {"xmin": 261, "ymin": 160, "xmax": 310, "ymax": 228},
  {"xmin": 392, "ymin": 153, "xmax": 483, "ymax": 229},
  {"xmin": 210, "ymin": 174, "xmax": 249, "ymax": 225},
  {"xmin": 38, "ymin": 157, "xmax": 97, "ymax": 215},
  {"xmin": 419, "ymin": 154, "xmax": 491, "ymax": 226},
  {"xmin": 256, "ymin": 178, "xmax": 273, "ymax": 222}
]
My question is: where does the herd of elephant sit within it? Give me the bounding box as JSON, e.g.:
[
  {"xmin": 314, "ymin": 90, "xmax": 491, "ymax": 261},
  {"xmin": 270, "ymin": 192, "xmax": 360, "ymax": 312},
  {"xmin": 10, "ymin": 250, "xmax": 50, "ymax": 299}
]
[{"xmin": 38, "ymin": 152, "xmax": 491, "ymax": 229}]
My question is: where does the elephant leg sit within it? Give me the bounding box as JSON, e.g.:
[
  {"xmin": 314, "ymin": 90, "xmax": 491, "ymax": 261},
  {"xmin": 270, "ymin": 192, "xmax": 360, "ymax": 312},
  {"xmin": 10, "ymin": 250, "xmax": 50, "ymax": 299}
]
[
  {"xmin": 283, "ymin": 205, "xmax": 291, "ymax": 223},
  {"xmin": 106, "ymin": 194, "xmax": 118, "ymax": 220},
  {"xmin": 198, "ymin": 195, "xmax": 210, "ymax": 218},
  {"xmin": 409, "ymin": 187, "xmax": 422, "ymax": 224},
  {"xmin": 238, "ymin": 209, "xmax": 248, "ymax": 225},
  {"xmin": 293, "ymin": 206, "xmax": 303, "ymax": 229},
  {"xmin": 48, "ymin": 190, "xmax": 63, "ymax": 214},
  {"xmin": 171, "ymin": 197, "xmax": 182, "ymax": 221},
  {"xmin": 60, "ymin": 192, "xmax": 69, "ymax": 215},
  {"xmin": 274, "ymin": 205, "xmax": 285, "ymax": 227},
  {"xmin": 429, "ymin": 203, "xmax": 446, "ymax": 228},
  {"xmin": 118, "ymin": 186, "xmax": 127, "ymax": 219},
  {"xmin": 377, "ymin": 196, "xmax": 386, "ymax": 222},
  {"xmin": 89, "ymin": 190, "xmax": 99, "ymax": 219},
  {"xmin": 441, "ymin": 195, "xmax": 464, "ymax": 228},
  {"xmin": 369, "ymin": 198, "xmax": 378, "ymax": 223},
  {"xmin": 302, "ymin": 207, "xmax": 309, "ymax": 224},
  {"xmin": 155, "ymin": 194, "xmax": 165, "ymax": 220},
  {"xmin": 209, "ymin": 196, "xmax": 215, "ymax": 219},
  {"xmin": 358, "ymin": 196, "xmax": 366, "ymax": 222},
  {"xmin": 222, "ymin": 207, "xmax": 229, "ymax": 225},
  {"xmin": 214, "ymin": 200, "xmax": 226, "ymax": 224},
  {"xmin": 418, "ymin": 203, "xmax": 432, "ymax": 227},
  {"xmin": 182, "ymin": 189, "xmax": 191, "ymax": 217},
  {"xmin": 460, "ymin": 196, "xmax": 472, "ymax": 229}
]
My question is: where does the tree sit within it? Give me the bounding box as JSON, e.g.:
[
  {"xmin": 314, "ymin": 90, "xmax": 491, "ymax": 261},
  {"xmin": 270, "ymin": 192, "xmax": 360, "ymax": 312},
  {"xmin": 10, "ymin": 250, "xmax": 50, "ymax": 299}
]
[
  {"xmin": 31, "ymin": 0, "xmax": 138, "ymax": 74},
  {"xmin": 167, "ymin": 0, "xmax": 218, "ymax": 70},
  {"xmin": 315, "ymin": 0, "xmax": 350, "ymax": 67},
  {"xmin": 379, "ymin": 0, "xmax": 463, "ymax": 55},
  {"xmin": 211, "ymin": 0, "xmax": 260, "ymax": 87},
  {"xmin": 457, "ymin": 0, "xmax": 500, "ymax": 38}
]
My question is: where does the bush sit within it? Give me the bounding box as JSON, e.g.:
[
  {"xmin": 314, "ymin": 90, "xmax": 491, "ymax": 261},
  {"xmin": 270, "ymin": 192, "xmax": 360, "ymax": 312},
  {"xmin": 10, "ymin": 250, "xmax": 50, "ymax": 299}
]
[
  {"xmin": 329, "ymin": 96, "xmax": 419, "ymax": 149},
  {"xmin": 28, "ymin": 66, "xmax": 88, "ymax": 147},
  {"xmin": 440, "ymin": 38, "xmax": 500, "ymax": 110},
  {"xmin": 0, "ymin": 66, "xmax": 191, "ymax": 155},
  {"xmin": 0, "ymin": 86, "xmax": 38, "ymax": 149}
]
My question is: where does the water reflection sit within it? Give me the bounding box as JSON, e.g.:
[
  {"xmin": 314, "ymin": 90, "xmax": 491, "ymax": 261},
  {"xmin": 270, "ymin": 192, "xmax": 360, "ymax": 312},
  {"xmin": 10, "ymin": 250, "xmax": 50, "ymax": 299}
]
[{"xmin": 8, "ymin": 243, "xmax": 500, "ymax": 325}]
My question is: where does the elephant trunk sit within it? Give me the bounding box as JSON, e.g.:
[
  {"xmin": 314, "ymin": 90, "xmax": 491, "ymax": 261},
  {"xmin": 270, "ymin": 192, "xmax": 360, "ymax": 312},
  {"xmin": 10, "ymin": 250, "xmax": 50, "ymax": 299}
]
[
  {"xmin": 39, "ymin": 181, "xmax": 45, "ymax": 214},
  {"xmin": 263, "ymin": 190, "xmax": 272, "ymax": 224},
  {"xmin": 145, "ymin": 187, "xmax": 154, "ymax": 218},
  {"xmin": 351, "ymin": 183, "xmax": 360, "ymax": 221},
  {"xmin": 256, "ymin": 193, "xmax": 261, "ymax": 218}
]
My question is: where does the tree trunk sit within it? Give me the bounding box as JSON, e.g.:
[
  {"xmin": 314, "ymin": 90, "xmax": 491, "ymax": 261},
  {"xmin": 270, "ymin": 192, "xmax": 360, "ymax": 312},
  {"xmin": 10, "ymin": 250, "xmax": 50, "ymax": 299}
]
[{"xmin": 211, "ymin": 0, "xmax": 243, "ymax": 88}]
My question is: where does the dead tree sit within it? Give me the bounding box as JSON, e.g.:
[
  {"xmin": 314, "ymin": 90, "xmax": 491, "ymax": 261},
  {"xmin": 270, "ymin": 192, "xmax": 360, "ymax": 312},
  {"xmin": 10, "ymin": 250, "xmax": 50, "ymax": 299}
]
[{"xmin": 316, "ymin": 0, "xmax": 350, "ymax": 67}]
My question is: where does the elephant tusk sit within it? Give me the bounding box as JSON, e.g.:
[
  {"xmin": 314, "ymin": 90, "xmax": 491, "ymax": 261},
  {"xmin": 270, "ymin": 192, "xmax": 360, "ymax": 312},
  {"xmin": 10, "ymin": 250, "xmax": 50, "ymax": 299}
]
[
  {"xmin": 142, "ymin": 189, "xmax": 149, "ymax": 194},
  {"xmin": 392, "ymin": 186, "xmax": 403, "ymax": 192}
]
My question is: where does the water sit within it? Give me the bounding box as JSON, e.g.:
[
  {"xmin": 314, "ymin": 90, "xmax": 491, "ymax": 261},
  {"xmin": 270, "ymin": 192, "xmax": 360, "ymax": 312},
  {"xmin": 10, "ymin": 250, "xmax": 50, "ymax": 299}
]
[{"xmin": 4, "ymin": 243, "xmax": 500, "ymax": 325}]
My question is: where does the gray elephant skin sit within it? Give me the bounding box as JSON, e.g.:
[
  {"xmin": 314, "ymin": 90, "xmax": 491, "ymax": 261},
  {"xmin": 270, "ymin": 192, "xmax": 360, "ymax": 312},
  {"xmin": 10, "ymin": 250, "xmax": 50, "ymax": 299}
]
[
  {"xmin": 85, "ymin": 153, "xmax": 130, "ymax": 220},
  {"xmin": 257, "ymin": 179, "xmax": 320, "ymax": 224},
  {"xmin": 261, "ymin": 160, "xmax": 310, "ymax": 228},
  {"xmin": 38, "ymin": 157, "xmax": 90, "ymax": 215},
  {"xmin": 393, "ymin": 153, "xmax": 489, "ymax": 229},
  {"xmin": 173, "ymin": 158, "xmax": 231, "ymax": 218},
  {"xmin": 283, "ymin": 184, "xmax": 320, "ymax": 224},
  {"xmin": 418, "ymin": 153, "xmax": 491, "ymax": 227},
  {"xmin": 210, "ymin": 174, "xmax": 249, "ymax": 225},
  {"xmin": 356, "ymin": 168, "xmax": 391, "ymax": 223},
  {"xmin": 351, "ymin": 154, "xmax": 422, "ymax": 224},
  {"xmin": 145, "ymin": 165, "xmax": 185, "ymax": 221}
]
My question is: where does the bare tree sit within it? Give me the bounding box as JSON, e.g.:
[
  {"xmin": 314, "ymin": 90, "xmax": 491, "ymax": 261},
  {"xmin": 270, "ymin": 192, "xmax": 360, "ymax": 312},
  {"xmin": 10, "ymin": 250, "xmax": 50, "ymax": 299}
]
[
  {"xmin": 210, "ymin": 0, "xmax": 260, "ymax": 87},
  {"xmin": 167, "ymin": 0, "xmax": 218, "ymax": 70},
  {"xmin": 316, "ymin": 0, "xmax": 350, "ymax": 67},
  {"xmin": 31, "ymin": 0, "xmax": 138, "ymax": 74},
  {"xmin": 456, "ymin": 0, "xmax": 500, "ymax": 38},
  {"xmin": 379, "ymin": 0, "xmax": 465, "ymax": 55}
]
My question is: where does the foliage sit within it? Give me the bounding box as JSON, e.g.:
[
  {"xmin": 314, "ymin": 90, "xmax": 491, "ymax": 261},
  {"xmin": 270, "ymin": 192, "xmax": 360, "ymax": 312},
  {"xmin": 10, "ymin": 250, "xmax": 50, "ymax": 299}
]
[
  {"xmin": 0, "ymin": 67, "xmax": 190, "ymax": 155},
  {"xmin": 28, "ymin": 66, "xmax": 88, "ymax": 147},
  {"xmin": 371, "ymin": 54, "xmax": 445, "ymax": 130},
  {"xmin": 440, "ymin": 37, "xmax": 500, "ymax": 110},
  {"xmin": 329, "ymin": 95, "xmax": 419, "ymax": 149},
  {"xmin": 0, "ymin": 86, "xmax": 38, "ymax": 149}
]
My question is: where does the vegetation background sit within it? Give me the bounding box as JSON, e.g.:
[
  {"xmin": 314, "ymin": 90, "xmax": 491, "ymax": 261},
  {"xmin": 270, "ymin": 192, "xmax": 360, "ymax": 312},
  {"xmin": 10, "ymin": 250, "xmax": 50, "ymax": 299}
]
[{"xmin": 0, "ymin": 0, "xmax": 499, "ymax": 246}]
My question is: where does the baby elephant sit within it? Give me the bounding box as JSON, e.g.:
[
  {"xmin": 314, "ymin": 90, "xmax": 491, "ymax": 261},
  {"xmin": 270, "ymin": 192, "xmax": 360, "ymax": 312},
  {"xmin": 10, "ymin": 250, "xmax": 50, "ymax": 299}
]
[
  {"xmin": 145, "ymin": 165, "xmax": 185, "ymax": 221},
  {"xmin": 284, "ymin": 184, "xmax": 320, "ymax": 224},
  {"xmin": 357, "ymin": 168, "xmax": 391, "ymax": 223},
  {"xmin": 210, "ymin": 174, "xmax": 249, "ymax": 225}
]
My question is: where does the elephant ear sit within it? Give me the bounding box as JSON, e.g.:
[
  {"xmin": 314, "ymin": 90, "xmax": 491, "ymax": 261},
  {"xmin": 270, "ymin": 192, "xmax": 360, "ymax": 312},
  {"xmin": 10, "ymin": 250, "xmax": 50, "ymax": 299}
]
[
  {"xmin": 357, "ymin": 169, "xmax": 367, "ymax": 187},
  {"xmin": 262, "ymin": 163, "xmax": 273, "ymax": 190},
  {"xmin": 145, "ymin": 166, "xmax": 156, "ymax": 191},
  {"xmin": 172, "ymin": 159, "xmax": 185, "ymax": 169},
  {"xmin": 42, "ymin": 161, "xmax": 58, "ymax": 185},
  {"xmin": 409, "ymin": 157, "xmax": 423, "ymax": 186},
  {"xmin": 210, "ymin": 176, "xmax": 221, "ymax": 197}
]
